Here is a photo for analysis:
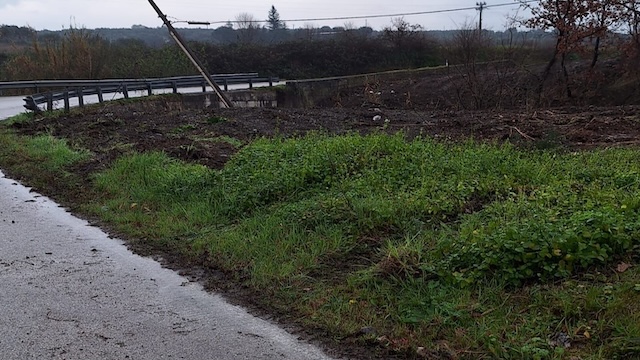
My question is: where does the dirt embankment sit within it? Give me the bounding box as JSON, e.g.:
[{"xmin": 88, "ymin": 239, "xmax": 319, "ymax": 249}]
[
  {"xmin": 5, "ymin": 66, "xmax": 640, "ymax": 360},
  {"xmin": 12, "ymin": 98, "xmax": 640, "ymax": 175}
]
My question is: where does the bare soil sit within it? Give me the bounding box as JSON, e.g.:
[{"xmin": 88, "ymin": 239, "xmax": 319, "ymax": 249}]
[
  {"xmin": 7, "ymin": 85, "xmax": 640, "ymax": 359},
  {"xmin": 12, "ymin": 98, "xmax": 640, "ymax": 172}
]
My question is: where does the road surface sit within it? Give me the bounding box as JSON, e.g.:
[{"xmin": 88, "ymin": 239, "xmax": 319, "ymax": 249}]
[
  {"xmin": 0, "ymin": 100, "xmax": 334, "ymax": 359},
  {"xmin": 0, "ymin": 171, "xmax": 334, "ymax": 359}
]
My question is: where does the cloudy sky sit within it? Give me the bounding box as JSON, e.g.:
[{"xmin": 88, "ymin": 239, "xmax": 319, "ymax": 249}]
[{"xmin": 0, "ymin": 0, "xmax": 528, "ymax": 31}]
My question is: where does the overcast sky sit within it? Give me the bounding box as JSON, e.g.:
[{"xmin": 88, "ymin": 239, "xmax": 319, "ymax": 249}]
[{"xmin": 0, "ymin": 0, "xmax": 528, "ymax": 31}]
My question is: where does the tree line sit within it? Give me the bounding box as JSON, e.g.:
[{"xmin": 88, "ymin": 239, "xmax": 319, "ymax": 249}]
[
  {"xmin": 0, "ymin": 1, "xmax": 638, "ymax": 109},
  {"xmin": 0, "ymin": 22, "xmax": 451, "ymax": 81}
]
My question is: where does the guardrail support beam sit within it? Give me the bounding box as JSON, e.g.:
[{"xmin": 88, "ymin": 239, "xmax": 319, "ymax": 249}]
[
  {"xmin": 47, "ymin": 93, "xmax": 53, "ymax": 111},
  {"xmin": 78, "ymin": 87, "xmax": 85, "ymax": 107},
  {"xmin": 63, "ymin": 92, "xmax": 70, "ymax": 112},
  {"xmin": 23, "ymin": 96, "xmax": 42, "ymax": 113}
]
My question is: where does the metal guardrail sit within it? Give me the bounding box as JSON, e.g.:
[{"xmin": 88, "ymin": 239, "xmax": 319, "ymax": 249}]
[
  {"xmin": 0, "ymin": 73, "xmax": 279, "ymax": 112},
  {"xmin": 0, "ymin": 73, "xmax": 263, "ymax": 91}
]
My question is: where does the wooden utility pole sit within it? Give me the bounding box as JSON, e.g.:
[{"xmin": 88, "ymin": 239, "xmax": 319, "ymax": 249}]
[
  {"xmin": 476, "ymin": 2, "xmax": 487, "ymax": 33},
  {"xmin": 147, "ymin": 0, "xmax": 233, "ymax": 108}
]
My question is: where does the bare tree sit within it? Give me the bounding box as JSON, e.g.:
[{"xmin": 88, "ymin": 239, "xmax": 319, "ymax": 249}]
[
  {"xmin": 519, "ymin": 0, "xmax": 628, "ymax": 100},
  {"xmin": 301, "ymin": 23, "xmax": 318, "ymax": 40},
  {"xmin": 619, "ymin": 0, "xmax": 640, "ymax": 67},
  {"xmin": 343, "ymin": 21, "xmax": 356, "ymax": 31},
  {"xmin": 382, "ymin": 17, "xmax": 424, "ymax": 49},
  {"xmin": 235, "ymin": 12, "xmax": 261, "ymax": 44},
  {"xmin": 446, "ymin": 21, "xmax": 491, "ymax": 109}
]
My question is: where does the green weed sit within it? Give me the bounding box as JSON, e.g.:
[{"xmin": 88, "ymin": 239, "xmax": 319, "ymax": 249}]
[
  {"xmin": 192, "ymin": 135, "xmax": 243, "ymax": 148},
  {"xmin": 207, "ymin": 115, "xmax": 228, "ymax": 124},
  {"xmin": 0, "ymin": 129, "xmax": 89, "ymax": 173},
  {"xmin": 213, "ymin": 135, "xmax": 243, "ymax": 147},
  {"xmin": 2, "ymin": 112, "xmax": 35, "ymax": 125},
  {"xmin": 171, "ymin": 124, "xmax": 197, "ymax": 133},
  {"xmin": 3, "ymin": 129, "xmax": 640, "ymax": 359}
]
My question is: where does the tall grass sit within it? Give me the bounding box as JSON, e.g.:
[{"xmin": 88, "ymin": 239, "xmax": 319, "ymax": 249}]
[
  {"xmin": 3, "ymin": 27, "xmax": 110, "ymax": 80},
  {"xmin": 61, "ymin": 133, "xmax": 640, "ymax": 358}
]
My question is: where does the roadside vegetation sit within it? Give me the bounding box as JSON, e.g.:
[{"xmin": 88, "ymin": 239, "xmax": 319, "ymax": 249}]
[
  {"xmin": 1, "ymin": 114, "xmax": 639, "ymax": 359},
  {"xmin": 0, "ymin": 113, "xmax": 89, "ymax": 181},
  {"xmin": 1, "ymin": 2, "xmax": 639, "ymax": 358},
  {"xmin": 3, "ymin": 7, "xmax": 639, "ymax": 108},
  {"xmin": 0, "ymin": 23, "xmax": 441, "ymax": 82}
]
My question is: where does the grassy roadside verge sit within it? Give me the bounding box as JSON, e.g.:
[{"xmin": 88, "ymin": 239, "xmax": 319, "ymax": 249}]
[
  {"xmin": 0, "ymin": 113, "xmax": 90, "ymax": 193},
  {"xmin": 1, "ymin": 113, "xmax": 639, "ymax": 359}
]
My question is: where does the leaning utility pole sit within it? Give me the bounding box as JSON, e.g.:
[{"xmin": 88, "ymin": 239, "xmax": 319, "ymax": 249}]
[
  {"xmin": 147, "ymin": 0, "xmax": 233, "ymax": 108},
  {"xmin": 476, "ymin": 2, "xmax": 487, "ymax": 33}
]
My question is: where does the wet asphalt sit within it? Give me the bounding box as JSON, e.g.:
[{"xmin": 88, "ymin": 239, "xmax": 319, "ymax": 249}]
[{"xmin": 0, "ymin": 170, "xmax": 334, "ymax": 360}]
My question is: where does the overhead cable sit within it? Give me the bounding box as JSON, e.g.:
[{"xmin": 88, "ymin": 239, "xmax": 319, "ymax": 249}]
[{"xmin": 174, "ymin": 0, "xmax": 538, "ymax": 26}]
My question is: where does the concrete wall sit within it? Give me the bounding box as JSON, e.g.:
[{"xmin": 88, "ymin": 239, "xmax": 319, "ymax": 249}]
[{"xmin": 182, "ymin": 89, "xmax": 277, "ymax": 109}]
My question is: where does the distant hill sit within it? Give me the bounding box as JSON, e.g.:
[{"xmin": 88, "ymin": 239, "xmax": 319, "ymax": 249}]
[
  {"xmin": 0, "ymin": 25, "xmax": 36, "ymax": 49},
  {"xmin": 1, "ymin": 24, "xmax": 556, "ymax": 48}
]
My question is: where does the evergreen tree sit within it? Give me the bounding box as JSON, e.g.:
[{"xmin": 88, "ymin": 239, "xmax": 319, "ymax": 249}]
[{"xmin": 267, "ymin": 5, "xmax": 285, "ymax": 30}]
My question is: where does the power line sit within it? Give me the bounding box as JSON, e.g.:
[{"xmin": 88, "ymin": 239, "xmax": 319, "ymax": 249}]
[{"xmin": 176, "ymin": 1, "xmax": 538, "ymax": 26}]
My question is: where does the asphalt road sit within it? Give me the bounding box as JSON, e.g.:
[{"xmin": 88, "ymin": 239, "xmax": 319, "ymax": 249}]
[
  {"xmin": 0, "ymin": 96, "xmax": 26, "ymax": 120},
  {"xmin": 0, "ymin": 169, "xmax": 334, "ymax": 360}
]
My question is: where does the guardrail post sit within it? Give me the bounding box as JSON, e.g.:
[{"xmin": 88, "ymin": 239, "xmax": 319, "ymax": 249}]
[
  {"xmin": 63, "ymin": 91, "xmax": 70, "ymax": 112},
  {"xmin": 23, "ymin": 96, "xmax": 42, "ymax": 113},
  {"xmin": 78, "ymin": 87, "xmax": 84, "ymax": 107},
  {"xmin": 201, "ymin": 80, "xmax": 206, "ymax": 93},
  {"xmin": 249, "ymin": 79, "xmax": 253, "ymax": 89},
  {"xmin": 147, "ymin": 83, "xmax": 153, "ymax": 96},
  {"xmin": 172, "ymin": 81, "xmax": 178, "ymax": 94},
  {"xmin": 47, "ymin": 93, "xmax": 53, "ymax": 111},
  {"xmin": 269, "ymin": 77, "xmax": 273, "ymax": 87},
  {"xmin": 223, "ymin": 79, "xmax": 228, "ymax": 91},
  {"xmin": 123, "ymin": 84, "xmax": 129, "ymax": 99},
  {"xmin": 97, "ymin": 87, "xmax": 104, "ymax": 103}
]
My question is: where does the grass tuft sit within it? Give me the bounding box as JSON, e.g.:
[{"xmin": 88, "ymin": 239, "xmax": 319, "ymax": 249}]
[{"xmin": 0, "ymin": 129, "xmax": 90, "ymax": 174}]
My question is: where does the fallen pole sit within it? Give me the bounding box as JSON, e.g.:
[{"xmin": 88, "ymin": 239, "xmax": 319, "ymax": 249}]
[{"xmin": 147, "ymin": 0, "xmax": 233, "ymax": 108}]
